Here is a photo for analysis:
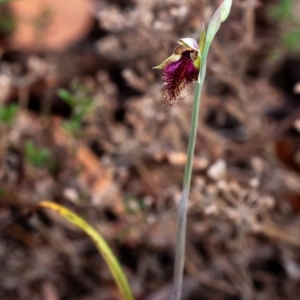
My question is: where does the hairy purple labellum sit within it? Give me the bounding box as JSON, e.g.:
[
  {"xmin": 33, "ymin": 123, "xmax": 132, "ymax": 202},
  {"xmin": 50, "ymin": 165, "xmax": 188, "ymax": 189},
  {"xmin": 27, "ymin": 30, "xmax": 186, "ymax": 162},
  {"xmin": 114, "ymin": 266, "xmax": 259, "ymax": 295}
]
[
  {"xmin": 153, "ymin": 39, "xmax": 200, "ymax": 107},
  {"xmin": 162, "ymin": 51, "xmax": 198, "ymax": 107}
]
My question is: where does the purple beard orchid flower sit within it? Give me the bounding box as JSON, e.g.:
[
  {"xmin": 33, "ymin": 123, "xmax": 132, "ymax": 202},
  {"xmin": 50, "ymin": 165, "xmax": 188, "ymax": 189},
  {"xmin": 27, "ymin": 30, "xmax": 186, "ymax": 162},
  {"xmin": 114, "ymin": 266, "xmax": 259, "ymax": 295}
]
[{"xmin": 153, "ymin": 38, "xmax": 200, "ymax": 107}]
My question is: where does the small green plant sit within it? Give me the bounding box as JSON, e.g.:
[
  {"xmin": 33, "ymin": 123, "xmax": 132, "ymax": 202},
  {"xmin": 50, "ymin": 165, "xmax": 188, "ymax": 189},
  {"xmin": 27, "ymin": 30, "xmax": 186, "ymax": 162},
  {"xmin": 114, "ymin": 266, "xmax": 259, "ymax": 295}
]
[
  {"xmin": 0, "ymin": 0, "xmax": 16, "ymax": 3},
  {"xmin": 0, "ymin": 187, "xmax": 5, "ymax": 198},
  {"xmin": 269, "ymin": 0, "xmax": 292, "ymax": 21},
  {"xmin": 25, "ymin": 140, "xmax": 55, "ymax": 170},
  {"xmin": 0, "ymin": 14, "xmax": 15, "ymax": 37},
  {"xmin": 0, "ymin": 103, "xmax": 18, "ymax": 125},
  {"xmin": 0, "ymin": 104, "xmax": 18, "ymax": 155},
  {"xmin": 268, "ymin": 0, "xmax": 300, "ymax": 52},
  {"xmin": 57, "ymin": 81, "xmax": 94, "ymax": 138}
]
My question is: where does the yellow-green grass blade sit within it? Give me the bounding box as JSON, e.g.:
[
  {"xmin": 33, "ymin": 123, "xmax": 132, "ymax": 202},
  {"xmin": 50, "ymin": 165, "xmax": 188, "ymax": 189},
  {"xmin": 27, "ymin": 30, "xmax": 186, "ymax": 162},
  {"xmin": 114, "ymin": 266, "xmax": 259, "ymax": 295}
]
[{"xmin": 38, "ymin": 201, "xmax": 134, "ymax": 300}]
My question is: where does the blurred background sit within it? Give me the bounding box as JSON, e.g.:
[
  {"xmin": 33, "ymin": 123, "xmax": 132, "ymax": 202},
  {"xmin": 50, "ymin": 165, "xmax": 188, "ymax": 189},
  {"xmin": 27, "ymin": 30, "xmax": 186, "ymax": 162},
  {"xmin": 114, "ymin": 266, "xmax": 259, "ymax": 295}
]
[{"xmin": 0, "ymin": 0, "xmax": 300, "ymax": 299}]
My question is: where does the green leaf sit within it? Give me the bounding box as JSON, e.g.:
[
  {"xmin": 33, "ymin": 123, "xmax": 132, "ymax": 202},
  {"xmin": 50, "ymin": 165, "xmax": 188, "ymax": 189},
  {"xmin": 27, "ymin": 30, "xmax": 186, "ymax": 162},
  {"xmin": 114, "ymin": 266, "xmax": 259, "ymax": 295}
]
[
  {"xmin": 0, "ymin": 188, "xmax": 5, "ymax": 198},
  {"xmin": 38, "ymin": 201, "xmax": 134, "ymax": 300},
  {"xmin": 283, "ymin": 29, "xmax": 300, "ymax": 52},
  {"xmin": 0, "ymin": 103, "xmax": 18, "ymax": 125},
  {"xmin": 0, "ymin": 0, "xmax": 17, "ymax": 3},
  {"xmin": 57, "ymin": 89, "xmax": 74, "ymax": 106},
  {"xmin": 268, "ymin": 0, "xmax": 293, "ymax": 21},
  {"xmin": 25, "ymin": 141, "xmax": 54, "ymax": 169}
]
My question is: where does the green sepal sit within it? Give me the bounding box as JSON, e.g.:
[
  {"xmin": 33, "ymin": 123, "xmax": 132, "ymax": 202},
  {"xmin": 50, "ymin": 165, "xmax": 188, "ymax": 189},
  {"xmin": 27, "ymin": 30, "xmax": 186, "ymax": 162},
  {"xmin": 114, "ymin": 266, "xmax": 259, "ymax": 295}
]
[
  {"xmin": 193, "ymin": 23, "xmax": 206, "ymax": 69},
  {"xmin": 153, "ymin": 38, "xmax": 200, "ymax": 70},
  {"xmin": 199, "ymin": 23, "xmax": 206, "ymax": 54},
  {"xmin": 153, "ymin": 54, "xmax": 181, "ymax": 69}
]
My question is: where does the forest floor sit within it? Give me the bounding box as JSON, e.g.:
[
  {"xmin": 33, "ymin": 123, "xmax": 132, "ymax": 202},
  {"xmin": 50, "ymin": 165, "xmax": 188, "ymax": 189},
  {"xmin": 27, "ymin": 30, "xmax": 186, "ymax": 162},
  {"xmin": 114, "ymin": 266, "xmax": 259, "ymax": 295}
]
[{"xmin": 1, "ymin": 0, "xmax": 300, "ymax": 299}]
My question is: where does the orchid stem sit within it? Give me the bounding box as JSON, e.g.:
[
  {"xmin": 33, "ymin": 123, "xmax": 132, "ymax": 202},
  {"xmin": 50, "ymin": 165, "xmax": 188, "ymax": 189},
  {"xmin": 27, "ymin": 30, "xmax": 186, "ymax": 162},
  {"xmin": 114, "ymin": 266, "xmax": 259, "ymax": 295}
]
[
  {"xmin": 171, "ymin": 1, "xmax": 232, "ymax": 297},
  {"xmin": 171, "ymin": 74, "xmax": 204, "ymax": 300}
]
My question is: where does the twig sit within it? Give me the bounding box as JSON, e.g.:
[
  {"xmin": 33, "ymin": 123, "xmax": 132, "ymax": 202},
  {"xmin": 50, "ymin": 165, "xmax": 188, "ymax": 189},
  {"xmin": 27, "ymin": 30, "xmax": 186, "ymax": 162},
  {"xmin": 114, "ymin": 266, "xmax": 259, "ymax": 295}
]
[{"xmin": 254, "ymin": 223, "xmax": 300, "ymax": 249}]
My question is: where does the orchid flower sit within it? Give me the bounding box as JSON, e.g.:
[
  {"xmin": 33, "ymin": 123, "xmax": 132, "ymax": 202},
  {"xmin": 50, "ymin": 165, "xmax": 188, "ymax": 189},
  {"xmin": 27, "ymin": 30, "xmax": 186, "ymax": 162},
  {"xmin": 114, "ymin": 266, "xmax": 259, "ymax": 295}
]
[
  {"xmin": 154, "ymin": 0, "xmax": 232, "ymax": 108},
  {"xmin": 153, "ymin": 1, "xmax": 232, "ymax": 299},
  {"xmin": 153, "ymin": 34, "xmax": 205, "ymax": 107}
]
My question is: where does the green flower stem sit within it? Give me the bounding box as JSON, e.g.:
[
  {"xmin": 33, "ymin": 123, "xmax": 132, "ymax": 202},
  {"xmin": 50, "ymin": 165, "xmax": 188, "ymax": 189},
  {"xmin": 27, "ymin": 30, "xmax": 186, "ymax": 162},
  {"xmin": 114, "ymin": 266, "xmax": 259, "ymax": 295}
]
[{"xmin": 171, "ymin": 76, "xmax": 204, "ymax": 300}]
